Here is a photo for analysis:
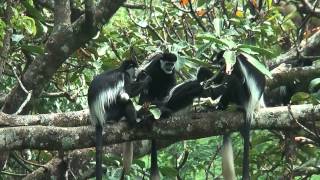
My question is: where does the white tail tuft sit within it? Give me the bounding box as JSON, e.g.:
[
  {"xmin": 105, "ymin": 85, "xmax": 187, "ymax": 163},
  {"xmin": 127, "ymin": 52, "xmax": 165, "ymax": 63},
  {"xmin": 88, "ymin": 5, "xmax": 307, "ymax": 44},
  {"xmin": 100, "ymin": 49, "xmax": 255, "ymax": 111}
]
[{"xmin": 222, "ymin": 135, "xmax": 236, "ymax": 180}]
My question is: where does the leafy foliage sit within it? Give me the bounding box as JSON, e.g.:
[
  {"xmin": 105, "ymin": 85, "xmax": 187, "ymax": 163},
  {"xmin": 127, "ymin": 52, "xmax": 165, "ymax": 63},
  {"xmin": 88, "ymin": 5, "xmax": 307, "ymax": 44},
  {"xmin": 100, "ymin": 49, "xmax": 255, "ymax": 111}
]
[{"xmin": 1, "ymin": 0, "xmax": 320, "ymax": 179}]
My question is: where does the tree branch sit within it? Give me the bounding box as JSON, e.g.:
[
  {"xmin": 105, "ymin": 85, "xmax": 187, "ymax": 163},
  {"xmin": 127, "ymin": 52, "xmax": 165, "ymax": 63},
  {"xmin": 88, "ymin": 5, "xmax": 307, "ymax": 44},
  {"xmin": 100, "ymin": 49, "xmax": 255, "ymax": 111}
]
[
  {"xmin": 1, "ymin": 0, "xmax": 126, "ymax": 114},
  {"xmin": 0, "ymin": 104, "xmax": 319, "ymax": 151},
  {"xmin": 268, "ymin": 31, "xmax": 320, "ymax": 68}
]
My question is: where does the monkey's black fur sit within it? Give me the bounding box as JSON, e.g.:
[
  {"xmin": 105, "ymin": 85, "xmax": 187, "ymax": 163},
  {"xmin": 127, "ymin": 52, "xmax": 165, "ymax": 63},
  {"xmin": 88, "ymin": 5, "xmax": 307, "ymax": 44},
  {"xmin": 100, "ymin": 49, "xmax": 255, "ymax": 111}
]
[
  {"xmin": 137, "ymin": 52, "xmax": 177, "ymax": 180},
  {"xmin": 87, "ymin": 60, "xmax": 150, "ymax": 180},
  {"xmin": 209, "ymin": 53, "xmax": 266, "ymax": 180},
  {"xmin": 139, "ymin": 53, "xmax": 177, "ymax": 104},
  {"xmin": 159, "ymin": 67, "xmax": 225, "ymax": 118}
]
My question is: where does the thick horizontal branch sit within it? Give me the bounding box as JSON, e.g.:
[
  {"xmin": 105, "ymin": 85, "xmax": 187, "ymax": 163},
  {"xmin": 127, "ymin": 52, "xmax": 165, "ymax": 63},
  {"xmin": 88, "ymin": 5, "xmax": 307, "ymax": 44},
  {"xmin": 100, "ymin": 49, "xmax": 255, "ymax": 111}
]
[
  {"xmin": 0, "ymin": 104, "xmax": 319, "ymax": 151},
  {"xmin": 0, "ymin": 110, "xmax": 88, "ymax": 127},
  {"xmin": 268, "ymin": 31, "xmax": 320, "ymax": 68},
  {"xmin": 266, "ymin": 65, "xmax": 320, "ymax": 90}
]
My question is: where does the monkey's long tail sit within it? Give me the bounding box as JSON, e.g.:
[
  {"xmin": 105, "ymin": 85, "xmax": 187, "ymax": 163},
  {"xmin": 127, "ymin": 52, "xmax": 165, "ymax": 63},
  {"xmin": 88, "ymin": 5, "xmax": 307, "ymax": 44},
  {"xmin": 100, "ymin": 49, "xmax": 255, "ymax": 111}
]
[
  {"xmin": 96, "ymin": 125, "xmax": 103, "ymax": 180},
  {"xmin": 150, "ymin": 139, "xmax": 160, "ymax": 180},
  {"xmin": 122, "ymin": 141, "xmax": 133, "ymax": 177},
  {"xmin": 222, "ymin": 134, "xmax": 236, "ymax": 180},
  {"xmin": 242, "ymin": 112, "xmax": 252, "ymax": 180}
]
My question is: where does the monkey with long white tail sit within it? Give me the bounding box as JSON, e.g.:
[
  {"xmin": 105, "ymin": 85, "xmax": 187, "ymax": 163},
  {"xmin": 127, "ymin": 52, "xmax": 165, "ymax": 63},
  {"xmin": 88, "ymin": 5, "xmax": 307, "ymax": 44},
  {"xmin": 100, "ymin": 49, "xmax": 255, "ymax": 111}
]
[
  {"xmin": 206, "ymin": 52, "xmax": 266, "ymax": 180},
  {"xmin": 87, "ymin": 59, "xmax": 151, "ymax": 180}
]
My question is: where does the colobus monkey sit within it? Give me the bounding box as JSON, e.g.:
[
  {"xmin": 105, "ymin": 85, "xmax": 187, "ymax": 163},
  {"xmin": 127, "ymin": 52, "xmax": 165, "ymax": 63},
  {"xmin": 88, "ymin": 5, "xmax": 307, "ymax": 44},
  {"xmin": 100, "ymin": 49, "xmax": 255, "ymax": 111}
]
[
  {"xmin": 137, "ymin": 52, "xmax": 177, "ymax": 180},
  {"xmin": 160, "ymin": 67, "xmax": 225, "ymax": 118},
  {"xmin": 87, "ymin": 59, "xmax": 151, "ymax": 180},
  {"xmin": 208, "ymin": 52, "xmax": 266, "ymax": 180}
]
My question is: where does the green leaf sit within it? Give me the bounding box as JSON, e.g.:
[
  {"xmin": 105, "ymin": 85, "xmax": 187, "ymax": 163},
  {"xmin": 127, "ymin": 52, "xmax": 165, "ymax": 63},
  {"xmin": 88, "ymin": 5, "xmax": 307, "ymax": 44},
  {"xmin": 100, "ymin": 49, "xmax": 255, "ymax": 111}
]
[
  {"xmin": 133, "ymin": 159, "xmax": 146, "ymax": 168},
  {"xmin": 197, "ymin": 33, "xmax": 228, "ymax": 47},
  {"xmin": 238, "ymin": 44, "xmax": 275, "ymax": 58},
  {"xmin": 291, "ymin": 92, "xmax": 310, "ymax": 104},
  {"xmin": 213, "ymin": 18, "xmax": 223, "ymax": 37},
  {"xmin": 223, "ymin": 50, "xmax": 237, "ymax": 68},
  {"xmin": 159, "ymin": 166, "xmax": 178, "ymax": 177},
  {"xmin": 12, "ymin": 34, "xmax": 25, "ymax": 43},
  {"xmin": 150, "ymin": 107, "xmax": 161, "ymax": 119},
  {"xmin": 21, "ymin": 45, "xmax": 44, "ymax": 54},
  {"xmin": 138, "ymin": 20, "xmax": 148, "ymax": 28},
  {"xmin": 97, "ymin": 43, "xmax": 108, "ymax": 56},
  {"xmin": 22, "ymin": 1, "xmax": 46, "ymax": 23},
  {"xmin": 197, "ymin": 0, "xmax": 207, "ymax": 6},
  {"xmin": 22, "ymin": 16, "xmax": 37, "ymax": 36},
  {"xmin": 196, "ymin": 42, "xmax": 212, "ymax": 58},
  {"xmin": 240, "ymin": 52, "xmax": 272, "ymax": 79},
  {"xmin": 309, "ymin": 78, "xmax": 320, "ymax": 93}
]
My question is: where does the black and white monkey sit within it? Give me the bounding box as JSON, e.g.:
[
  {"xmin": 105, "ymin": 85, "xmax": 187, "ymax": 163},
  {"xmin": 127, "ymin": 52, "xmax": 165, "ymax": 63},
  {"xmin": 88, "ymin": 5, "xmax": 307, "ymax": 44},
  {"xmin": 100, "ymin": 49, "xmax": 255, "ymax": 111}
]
[
  {"xmin": 137, "ymin": 52, "xmax": 177, "ymax": 180},
  {"xmin": 207, "ymin": 52, "xmax": 266, "ymax": 180},
  {"xmin": 87, "ymin": 59, "xmax": 151, "ymax": 180},
  {"xmin": 159, "ymin": 66, "xmax": 225, "ymax": 118}
]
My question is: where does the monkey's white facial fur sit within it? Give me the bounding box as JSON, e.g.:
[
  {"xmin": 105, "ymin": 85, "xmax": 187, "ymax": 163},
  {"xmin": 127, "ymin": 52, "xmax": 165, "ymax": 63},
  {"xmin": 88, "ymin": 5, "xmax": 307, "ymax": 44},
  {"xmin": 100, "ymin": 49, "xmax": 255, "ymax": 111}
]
[{"xmin": 160, "ymin": 59, "xmax": 175, "ymax": 74}]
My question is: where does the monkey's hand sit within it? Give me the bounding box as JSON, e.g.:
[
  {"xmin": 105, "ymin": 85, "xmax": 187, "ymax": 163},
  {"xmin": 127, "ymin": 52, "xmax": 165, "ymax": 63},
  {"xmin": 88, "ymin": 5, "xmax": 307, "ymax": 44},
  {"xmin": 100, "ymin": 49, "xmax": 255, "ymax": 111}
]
[
  {"xmin": 142, "ymin": 102, "xmax": 151, "ymax": 110},
  {"xmin": 137, "ymin": 71, "xmax": 152, "ymax": 84}
]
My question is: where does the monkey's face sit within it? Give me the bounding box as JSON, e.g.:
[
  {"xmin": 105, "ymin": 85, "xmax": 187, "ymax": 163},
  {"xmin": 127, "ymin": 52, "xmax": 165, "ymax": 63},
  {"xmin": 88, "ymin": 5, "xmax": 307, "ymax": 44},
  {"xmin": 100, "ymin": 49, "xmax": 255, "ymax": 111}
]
[
  {"xmin": 126, "ymin": 66, "xmax": 137, "ymax": 81},
  {"xmin": 160, "ymin": 59, "xmax": 175, "ymax": 74}
]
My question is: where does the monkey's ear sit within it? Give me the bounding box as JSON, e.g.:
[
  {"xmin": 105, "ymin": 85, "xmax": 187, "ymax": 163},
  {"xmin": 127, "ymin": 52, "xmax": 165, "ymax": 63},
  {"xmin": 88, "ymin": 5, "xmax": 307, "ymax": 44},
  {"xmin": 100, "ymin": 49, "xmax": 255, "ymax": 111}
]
[{"xmin": 211, "ymin": 50, "xmax": 225, "ymax": 64}]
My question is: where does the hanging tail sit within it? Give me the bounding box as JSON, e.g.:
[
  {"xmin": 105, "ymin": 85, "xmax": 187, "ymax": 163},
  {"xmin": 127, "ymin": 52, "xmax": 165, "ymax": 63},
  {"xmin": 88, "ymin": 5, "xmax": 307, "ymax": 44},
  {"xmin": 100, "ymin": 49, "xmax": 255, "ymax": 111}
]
[
  {"xmin": 222, "ymin": 134, "xmax": 236, "ymax": 180},
  {"xmin": 96, "ymin": 125, "xmax": 103, "ymax": 180},
  {"xmin": 150, "ymin": 139, "xmax": 160, "ymax": 180},
  {"xmin": 121, "ymin": 141, "xmax": 133, "ymax": 177},
  {"xmin": 238, "ymin": 57, "xmax": 265, "ymax": 180}
]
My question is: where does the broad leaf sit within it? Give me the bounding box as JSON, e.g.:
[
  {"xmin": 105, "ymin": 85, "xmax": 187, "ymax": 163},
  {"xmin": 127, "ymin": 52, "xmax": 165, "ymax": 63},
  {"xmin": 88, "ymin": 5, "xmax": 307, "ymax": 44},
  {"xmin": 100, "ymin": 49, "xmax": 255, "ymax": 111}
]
[
  {"xmin": 309, "ymin": 78, "xmax": 320, "ymax": 93},
  {"xmin": 238, "ymin": 44, "xmax": 275, "ymax": 58},
  {"xmin": 241, "ymin": 52, "xmax": 272, "ymax": 78}
]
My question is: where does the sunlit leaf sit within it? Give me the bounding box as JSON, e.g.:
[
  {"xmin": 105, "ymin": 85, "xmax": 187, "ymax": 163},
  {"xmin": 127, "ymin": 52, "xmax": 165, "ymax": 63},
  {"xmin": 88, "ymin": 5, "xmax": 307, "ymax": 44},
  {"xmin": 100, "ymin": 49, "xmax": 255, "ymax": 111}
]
[
  {"xmin": 138, "ymin": 20, "xmax": 148, "ymax": 28},
  {"xmin": 309, "ymin": 78, "xmax": 320, "ymax": 93},
  {"xmin": 150, "ymin": 107, "xmax": 161, "ymax": 119},
  {"xmin": 240, "ymin": 52, "xmax": 272, "ymax": 78},
  {"xmin": 22, "ymin": 16, "xmax": 37, "ymax": 36},
  {"xmin": 223, "ymin": 50, "xmax": 236, "ymax": 74},
  {"xmin": 213, "ymin": 18, "xmax": 223, "ymax": 37},
  {"xmin": 197, "ymin": 33, "xmax": 228, "ymax": 47},
  {"xmin": 291, "ymin": 92, "xmax": 311, "ymax": 104},
  {"xmin": 238, "ymin": 44, "xmax": 275, "ymax": 58},
  {"xmin": 12, "ymin": 34, "xmax": 24, "ymax": 43}
]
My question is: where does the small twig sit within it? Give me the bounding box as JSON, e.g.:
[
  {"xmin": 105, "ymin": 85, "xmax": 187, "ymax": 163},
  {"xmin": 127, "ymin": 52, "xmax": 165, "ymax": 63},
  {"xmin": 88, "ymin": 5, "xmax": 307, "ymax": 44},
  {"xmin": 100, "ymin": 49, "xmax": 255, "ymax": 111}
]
[
  {"xmin": 11, "ymin": 66, "xmax": 33, "ymax": 115},
  {"xmin": 287, "ymin": 104, "xmax": 318, "ymax": 138},
  {"xmin": 127, "ymin": 8, "xmax": 165, "ymax": 43},
  {"xmin": 177, "ymin": 150, "xmax": 189, "ymax": 170},
  {"xmin": 11, "ymin": 66, "xmax": 28, "ymax": 94},
  {"xmin": 12, "ymin": 151, "xmax": 47, "ymax": 168},
  {"xmin": 108, "ymin": 39, "xmax": 122, "ymax": 61},
  {"xmin": 122, "ymin": 3, "xmax": 146, "ymax": 9},
  {"xmin": 205, "ymin": 145, "xmax": 222, "ymax": 180},
  {"xmin": 301, "ymin": 0, "xmax": 320, "ymax": 17},
  {"xmin": 0, "ymin": 171, "xmax": 26, "ymax": 177},
  {"xmin": 187, "ymin": 0, "xmax": 207, "ymax": 32},
  {"xmin": 9, "ymin": 152, "xmax": 33, "ymax": 172}
]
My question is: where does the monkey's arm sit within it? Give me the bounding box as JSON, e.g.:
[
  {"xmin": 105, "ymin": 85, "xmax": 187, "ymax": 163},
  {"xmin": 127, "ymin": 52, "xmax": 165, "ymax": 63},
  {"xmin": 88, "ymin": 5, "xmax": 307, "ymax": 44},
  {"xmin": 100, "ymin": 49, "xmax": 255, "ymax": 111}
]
[{"xmin": 126, "ymin": 72, "xmax": 152, "ymax": 97}]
